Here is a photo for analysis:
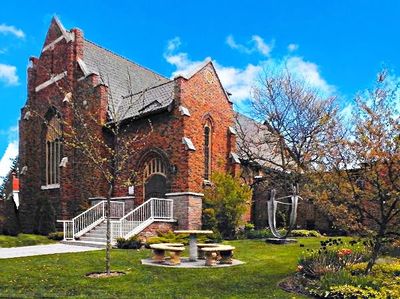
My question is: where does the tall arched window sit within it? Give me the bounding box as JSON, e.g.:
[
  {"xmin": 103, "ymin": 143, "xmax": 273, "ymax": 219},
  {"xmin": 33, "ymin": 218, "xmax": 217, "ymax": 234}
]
[
  {"xmin": 204, "ymin": 121, "xmax": 212, "ymax": 180},
  {"xmin": 46, "ymin": 116, "xmax": 62, "ymax": 186}
]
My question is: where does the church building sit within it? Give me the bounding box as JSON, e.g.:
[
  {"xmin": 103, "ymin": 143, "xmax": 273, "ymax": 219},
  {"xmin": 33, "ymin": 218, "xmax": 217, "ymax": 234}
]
[{"xmin": 17, "ymin": 17, "xmax": 243, "ymax": 239}]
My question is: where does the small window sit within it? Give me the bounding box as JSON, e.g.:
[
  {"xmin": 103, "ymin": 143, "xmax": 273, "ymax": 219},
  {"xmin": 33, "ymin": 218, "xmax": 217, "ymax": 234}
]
[
  {"xmin": 45, "ymin": 116, "xmax": 62, "ymax": 186},
  {"xmin": 204, "ymin": 122, "xmax": 212, "ymax": 180}
]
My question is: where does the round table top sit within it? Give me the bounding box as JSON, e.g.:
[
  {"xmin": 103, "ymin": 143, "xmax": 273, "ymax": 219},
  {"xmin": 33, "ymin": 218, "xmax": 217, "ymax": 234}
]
[{"xmin": 174, "ymin": 230, "xmax": 213, "ymax": 234}]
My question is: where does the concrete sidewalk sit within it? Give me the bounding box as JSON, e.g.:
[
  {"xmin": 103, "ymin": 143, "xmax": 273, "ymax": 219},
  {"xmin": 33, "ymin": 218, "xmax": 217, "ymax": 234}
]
[{"xmin": 0, "ymin": 243, "xmax": 102, "ymax": 259}]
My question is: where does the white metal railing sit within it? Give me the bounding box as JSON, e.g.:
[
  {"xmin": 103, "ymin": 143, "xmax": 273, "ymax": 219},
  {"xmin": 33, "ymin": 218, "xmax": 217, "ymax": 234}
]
[
  {"xmin": 58, "ymin": 200, "xmax": 125, "ymax": 240},
  {"xmin": 111, "ymin": 198, "xmax": 173, "ymax": 241}
]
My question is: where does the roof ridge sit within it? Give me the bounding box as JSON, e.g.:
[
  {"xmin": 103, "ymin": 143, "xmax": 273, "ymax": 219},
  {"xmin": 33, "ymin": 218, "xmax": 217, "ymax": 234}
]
[
  {"xmin": 83, "ymin": 38, "xmax": 170, "ymax": 81},
  {"xmin": 121, "ymin": 80, "xmax": 175, "ymax": 99}
]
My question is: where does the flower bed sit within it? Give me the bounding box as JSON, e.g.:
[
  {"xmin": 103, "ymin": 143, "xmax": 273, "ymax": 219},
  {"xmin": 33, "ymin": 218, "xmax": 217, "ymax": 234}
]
[{"xmin": 290, "ymin": 238, "xmax": 400, "ymax": 298}]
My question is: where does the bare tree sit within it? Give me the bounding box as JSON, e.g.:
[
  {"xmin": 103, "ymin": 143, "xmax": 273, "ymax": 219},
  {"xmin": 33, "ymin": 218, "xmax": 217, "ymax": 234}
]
[{"xmin": 243, "ymin": 67, "xmax": 338, "ymax": 174}]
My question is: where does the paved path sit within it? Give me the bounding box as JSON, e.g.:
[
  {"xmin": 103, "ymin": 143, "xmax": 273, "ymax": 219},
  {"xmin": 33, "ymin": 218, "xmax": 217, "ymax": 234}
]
[{"xmin": 0, "ymin": 243, "xmax": 101, "ymax": 259}]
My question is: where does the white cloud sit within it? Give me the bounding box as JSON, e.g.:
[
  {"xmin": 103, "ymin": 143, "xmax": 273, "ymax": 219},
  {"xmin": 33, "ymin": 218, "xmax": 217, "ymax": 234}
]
[
  {"xmin": 164, "ymin": 37, "xmax": 335, "ymax": 109},
  {"xmin": 0, "ymin": 140, "xmax": 18, "ymax": 183},
  {"xmin": 226, "ymin": 34, "xmax": 274, "ymax": 57},
  {"xmin": 166, "ymin": 37, "xmax": 181, "ymax": 52},
  {"xmin": 0, "ymin": 64, "xmax": 19, "ymax": 85},
  {"xmin": 251, "ymin": 35, "xmax": 273, "ymax": 56},
  {"xmin": 0, "ymin": 24, "xmax": 25, "ymax": 39},
  {"xmin": 288, "ymin": 43, "xmax": 299, "ymax": 52},
  {"xmin": 284, "ymin": 56, "xmax": 335, "ymax": 95}
]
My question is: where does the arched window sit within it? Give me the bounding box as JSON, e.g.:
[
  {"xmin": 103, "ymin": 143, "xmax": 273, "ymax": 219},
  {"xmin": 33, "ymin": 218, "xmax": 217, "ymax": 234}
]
[
  {"xmin": 46, "ymin": 116, "xmax": 62, "ymax": 186},
  {"xmin": 143, "ymin": 157, "xmax": 166, "ymax": 180},
  {"xmin": 204, "ymin": 121, "xmax": 212, "ymax": 180}
]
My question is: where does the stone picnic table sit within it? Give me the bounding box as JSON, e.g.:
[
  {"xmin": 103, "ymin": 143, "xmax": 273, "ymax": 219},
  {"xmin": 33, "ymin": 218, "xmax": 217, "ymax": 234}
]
[{"xmin": 174, "ymin": 230, "xmax": 213, "ymax": 261}]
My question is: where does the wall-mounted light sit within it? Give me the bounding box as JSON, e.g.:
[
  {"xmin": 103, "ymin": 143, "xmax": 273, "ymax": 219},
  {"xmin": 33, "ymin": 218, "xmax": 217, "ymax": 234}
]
[{"xmin": 170, "ymin": 165, "xmax": 178, "ymax": 175}]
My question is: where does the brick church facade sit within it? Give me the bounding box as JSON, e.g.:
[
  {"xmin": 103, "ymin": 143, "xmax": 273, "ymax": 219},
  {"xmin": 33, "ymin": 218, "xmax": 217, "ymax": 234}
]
[{"xmin": 17, "ymin": 17, "xmax": 243, "ymax": 233}]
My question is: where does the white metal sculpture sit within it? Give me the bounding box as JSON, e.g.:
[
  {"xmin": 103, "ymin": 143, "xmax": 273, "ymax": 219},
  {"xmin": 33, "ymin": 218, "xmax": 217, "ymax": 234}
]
[{"xmin": 267, "ymin": 185, "xmax": 302, "ymax": 239}]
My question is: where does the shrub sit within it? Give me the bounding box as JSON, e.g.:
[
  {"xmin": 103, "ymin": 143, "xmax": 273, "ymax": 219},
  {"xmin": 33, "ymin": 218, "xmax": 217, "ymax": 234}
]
[
  {"xmin": 145, "ymin": 230, "xmax": 189, "ymax": 247},
  {"xmin": 245, "ymin": 229, "xmax": 271, "ymax": 239},
  {"xmin": 202, "ymin": 208, "xmax": 218, "ymax": 234},
  {"xmin": 2, "ymin": 197, "xmax": 20, "ymax": 236},
  {"xmin": 244, "ymin": 223, "xmax": 255, "ymax": 231},
  {"xmin": 116, "ymin": 236, "xmax": 142, "ymax": 249},
  {"xmin": 203, "ymin": 172, "xmax": 252, "ymax": 239},
  {"xmin": 307, "ymin": 268, "xmax": 400, "ymax": 299},
  {"xmin": 291, "ymin": 229, "xmax": 321, "ymax": 238},
  {"xmin": 48, "ymin": 232, "xmax": 64, "ymax": 240},
  {"xmin": 38, "ymin": 198, "xmax": 56, "ymax": 235},
  {"xmin": 347, "ymin": 259, "xmax": 400, "ymax": 276}
]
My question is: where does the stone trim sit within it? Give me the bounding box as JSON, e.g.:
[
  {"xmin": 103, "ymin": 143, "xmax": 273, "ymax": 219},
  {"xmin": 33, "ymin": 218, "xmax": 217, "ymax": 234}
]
[
  {"xmin": 42, "ymin": 35, "xmax": 65, "ymax": 53},
  {"xmin": 165, "ymin": 192, "xmax": 204, "ymax": 197},
  {"xmin": 178, "ymin": 105, "xmax": 191, "ymax": 116},
  {"xmin": 182, "ymin": 137, "xmax": 196, "ymax": 151},
  {"xmin": 41, "ymin": 184, "xmax": 60, "ymax": 190},
  {"xmin": 230, "ymin": 152, "xmax": 241, "ymax": 164},
  {"xmin": 77, "ymin": 58, "xmax": 97, "ymax": 77},
  {"xmin": 35, "ymin": 71, "xmax": 67, "ymax": 92},
  {"xmin": 228, "ymin": 126, "xmax": 237, "ymax": 135},
  {"xmin": 110, "ymin": 196, "xmax": 135, "ymax": 200}
]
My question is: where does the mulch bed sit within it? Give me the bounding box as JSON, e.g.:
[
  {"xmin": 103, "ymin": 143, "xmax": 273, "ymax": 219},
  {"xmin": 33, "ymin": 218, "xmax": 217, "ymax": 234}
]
[
  {"xmin": 86, "ymin": 271, "xmax": 126, "ymax": 278},
  {"xmin": 278, "ymin": 274, "xmax": 314, "ymax": 298}
]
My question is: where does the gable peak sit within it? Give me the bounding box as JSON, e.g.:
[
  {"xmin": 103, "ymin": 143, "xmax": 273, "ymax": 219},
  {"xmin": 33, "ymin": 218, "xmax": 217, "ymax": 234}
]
[{"xmin": 42, "ymin": 16, "xmax": 73, "ymax": 51}]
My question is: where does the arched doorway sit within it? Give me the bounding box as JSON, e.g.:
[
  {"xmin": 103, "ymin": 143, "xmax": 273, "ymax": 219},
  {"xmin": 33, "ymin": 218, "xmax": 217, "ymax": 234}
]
[{"xmin": 143, "ymin": 157, "xmax": 168, "ymax": 200}]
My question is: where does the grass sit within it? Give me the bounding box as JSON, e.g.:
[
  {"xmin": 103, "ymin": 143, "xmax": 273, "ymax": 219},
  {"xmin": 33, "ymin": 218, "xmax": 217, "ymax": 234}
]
[
  {"xmin": 0, "ymin": 238, "xmax": 330, "ymax": 298},
  {"xmin": 0, "ymin": 234, "xmax": 55, "ymax": 248}
]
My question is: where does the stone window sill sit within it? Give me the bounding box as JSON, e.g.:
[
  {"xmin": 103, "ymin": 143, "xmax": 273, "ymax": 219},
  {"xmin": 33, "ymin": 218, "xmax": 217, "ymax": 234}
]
[
  {"xmin": 203, "ymin": 180, "xmax": 212, "ymax": 186},
  {"xmin": 41, "ymin": 184, "xmax": 60, "ymax": 190}
]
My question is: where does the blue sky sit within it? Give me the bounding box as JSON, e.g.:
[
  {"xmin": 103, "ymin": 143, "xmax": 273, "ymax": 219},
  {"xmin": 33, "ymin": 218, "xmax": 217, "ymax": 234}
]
[{"xmin": 0, "ymin": 0, "xmax": 399, "ymax": 178}]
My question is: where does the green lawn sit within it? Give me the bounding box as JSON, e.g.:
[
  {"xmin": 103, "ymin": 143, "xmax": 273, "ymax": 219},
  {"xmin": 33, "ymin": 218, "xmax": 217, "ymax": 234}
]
[
  {"xmin": 0, "ymin": 238, "xmax": 330, "ymax": 298},
  {"xmin": 0, "ymin": 234, "xmax": 55, "ymax": 248}
]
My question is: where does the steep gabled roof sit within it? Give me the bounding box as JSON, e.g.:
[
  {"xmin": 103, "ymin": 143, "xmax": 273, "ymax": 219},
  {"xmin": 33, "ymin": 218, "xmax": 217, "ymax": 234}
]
[
  {"xmin": 82, "ymin": 39, "xmax": 170, "ymax": 120},
  {"xmin": 235, "ymin": 112, "xmax": 283, "ymax": 169},
  {"xmin": 116, "ymin": 80, "xmax": 175, "ymax": 121}
]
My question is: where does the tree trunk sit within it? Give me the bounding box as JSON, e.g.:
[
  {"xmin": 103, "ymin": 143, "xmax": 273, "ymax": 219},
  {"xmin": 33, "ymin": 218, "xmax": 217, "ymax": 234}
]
[
  {"xmin": 365, "ymin": 235, "xmax": 382, "ymax": 274},
  {"xmin": 105, "ymin": 184, "xmax": 113, "ymax": 275}
]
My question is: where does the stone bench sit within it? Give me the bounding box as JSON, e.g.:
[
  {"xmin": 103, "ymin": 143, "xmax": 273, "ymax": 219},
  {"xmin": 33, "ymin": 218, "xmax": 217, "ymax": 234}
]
[
  {"xmin": 197, "ymin": 243, "xmax": 221, "ymax": 260},
  {"xmin": 201, "ymin": 245, "xmax": 235, "ymax": 266},
  {"xmin": 150, "ymin": 243, "xmax": 185, "ymax": 265}
]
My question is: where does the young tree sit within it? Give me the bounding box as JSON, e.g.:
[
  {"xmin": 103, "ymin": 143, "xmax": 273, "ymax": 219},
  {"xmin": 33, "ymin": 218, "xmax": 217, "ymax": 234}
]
[
  {"xmin": 311, "ymin": 70, "xmax": 400, "ymax": 273},
  {"xmin": 203, "ymin": 172, "xmax": 252, "ymax": 239},
  {"xmin": 29, "ymin": 70, "xmax": 155, "ymax": 275}
]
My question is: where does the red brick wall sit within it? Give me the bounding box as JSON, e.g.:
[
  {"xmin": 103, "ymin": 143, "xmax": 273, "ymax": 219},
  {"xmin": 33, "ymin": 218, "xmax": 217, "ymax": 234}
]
[
  {"xmin": 112, "ymin": 107, "xmax": 187, "ymax": 203},
  {"xmin": 138, "ymin": 221, "xmax": 177, "ymax": 240},
  {"xmin": 19, "ymin": 19, "xmax": 108, "ymax": 232},
  {"xmin": 178, "ymin": 63, "xmax": 237, "ymax": 193}
]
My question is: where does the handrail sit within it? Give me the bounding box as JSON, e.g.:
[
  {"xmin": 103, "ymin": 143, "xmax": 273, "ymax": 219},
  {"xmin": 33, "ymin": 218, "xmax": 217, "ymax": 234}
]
[
  {"xmin": 72, "ymin": 200, "xmax": 105, "ymax": 222},
  {"xmin": 58, "ymin": 198, "xmax": 172, "ymax": 242},
  {"xmin": 73, "ymin": 201, "xmax": 105, "ymax": 238},
  {"xmin": 112, "ymin": 198, "xmax": 174, "ymax": 240},
  {"xmin": 58, "ymin": 200, "xmax": 126, "ymax": 240}
]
